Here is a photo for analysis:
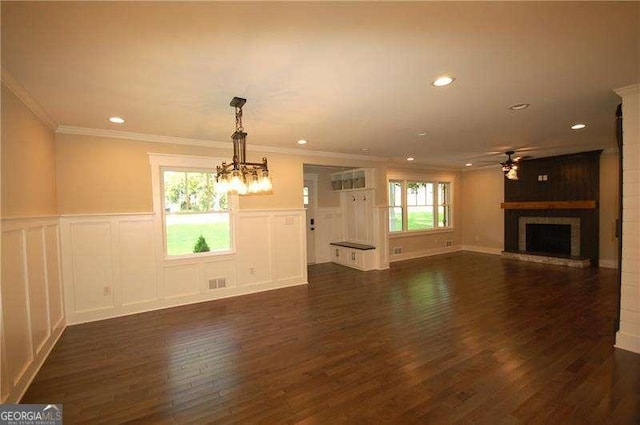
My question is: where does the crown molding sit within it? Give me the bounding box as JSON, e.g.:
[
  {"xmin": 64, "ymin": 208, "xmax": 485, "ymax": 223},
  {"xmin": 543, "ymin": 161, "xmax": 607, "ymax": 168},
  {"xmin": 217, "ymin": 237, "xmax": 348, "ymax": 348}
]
[
  {"xmin": 1, "ymin": 66, "xmax": 58, "ymax": 130},
  {"xmin": 257, "ymin": 144, "xmax": 387, "ymax": 162},
  {"xmin": 56, "ymin": 125, "xmax": 388, "ymax": 163},
  {"xmin": 56, "ymin": 125, "xmax": 229, "ymax": 148},
  {"xmin": 614, "ymin": 84, "xmax": 640, "ymax": 98},
  {"xmin": 387, "ymin": 161, "xmax": 461, "ymax": 173}
]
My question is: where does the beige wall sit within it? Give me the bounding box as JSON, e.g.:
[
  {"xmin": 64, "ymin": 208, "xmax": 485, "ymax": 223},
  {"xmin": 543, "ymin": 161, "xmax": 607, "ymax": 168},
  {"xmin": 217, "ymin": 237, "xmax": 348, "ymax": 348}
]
[
  {"xmin": 600, "ymin": 152, "xmax": 620, "ymax": 266},
  {"xmin": 460, "ymin": 167, "xmax": 504, "ymax": 251},
  {"xmin": 1, "ymin": 84, "xmax": 57, "ymax": 217},
  {"xmin": 55, "ymin": 132, "xmax": 387, "ymax": 214}
]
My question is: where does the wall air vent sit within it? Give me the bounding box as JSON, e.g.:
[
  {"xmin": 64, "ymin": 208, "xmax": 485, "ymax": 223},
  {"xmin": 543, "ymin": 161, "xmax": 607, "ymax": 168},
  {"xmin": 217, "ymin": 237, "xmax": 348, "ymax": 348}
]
[{"xmin": 209, "ymin": 278, "xmax": 227, "ymax": 290}]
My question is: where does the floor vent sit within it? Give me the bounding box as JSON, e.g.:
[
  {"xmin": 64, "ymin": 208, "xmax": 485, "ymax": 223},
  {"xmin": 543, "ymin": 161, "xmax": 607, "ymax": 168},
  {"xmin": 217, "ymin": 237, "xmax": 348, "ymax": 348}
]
[{"xmin": 209, "ymin": 278, "xmax": 227, "ymax": 289}]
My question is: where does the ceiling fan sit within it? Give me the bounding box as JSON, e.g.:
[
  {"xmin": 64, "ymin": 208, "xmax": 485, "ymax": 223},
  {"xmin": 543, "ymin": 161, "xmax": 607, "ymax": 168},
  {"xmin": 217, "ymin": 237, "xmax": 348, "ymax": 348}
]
[{"xmin": 500, "ymin": 150, "xmax": 520, "ymax": 180}]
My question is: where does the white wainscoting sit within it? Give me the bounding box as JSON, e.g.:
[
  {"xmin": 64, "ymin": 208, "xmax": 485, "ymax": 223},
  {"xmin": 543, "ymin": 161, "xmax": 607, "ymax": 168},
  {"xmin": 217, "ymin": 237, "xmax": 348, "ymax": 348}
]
[
  {"xmin": 60, "ymin": 209, "xmax": 307, "ymax": 325},
  {"xmin": 1, "ymin": 217, "xmax": 65, "ymax": 403}
]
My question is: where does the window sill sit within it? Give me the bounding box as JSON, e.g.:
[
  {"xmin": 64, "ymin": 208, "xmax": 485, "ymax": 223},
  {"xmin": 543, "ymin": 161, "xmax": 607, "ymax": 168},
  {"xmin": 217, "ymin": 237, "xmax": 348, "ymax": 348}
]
[
  {"xmin": 388, "ymin": 228, "xmax": 455, "ymax": 239},
  {"xmin": 164, "ymin": 250, "xmax": 235, "ymax": 262}
]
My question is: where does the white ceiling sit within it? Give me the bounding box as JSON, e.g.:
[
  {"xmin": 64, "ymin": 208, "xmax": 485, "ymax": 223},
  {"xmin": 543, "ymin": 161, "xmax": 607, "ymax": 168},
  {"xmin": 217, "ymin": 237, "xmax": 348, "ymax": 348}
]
[{"xmin": 2, "ymin": 2, "xmax": 638, "ymax": 168}]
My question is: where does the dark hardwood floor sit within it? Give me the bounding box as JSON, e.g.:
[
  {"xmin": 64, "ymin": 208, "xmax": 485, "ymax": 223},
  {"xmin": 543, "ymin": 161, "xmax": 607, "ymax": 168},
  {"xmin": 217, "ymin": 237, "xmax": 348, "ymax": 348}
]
[{"xmin": 23, "ymin": 252, "xmax": 640, "ymax": 424}]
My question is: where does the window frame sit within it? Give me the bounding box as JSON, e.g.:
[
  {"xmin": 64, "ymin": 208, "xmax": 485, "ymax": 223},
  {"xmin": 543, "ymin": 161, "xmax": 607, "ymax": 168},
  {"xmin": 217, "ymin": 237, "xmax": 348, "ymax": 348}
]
[
  {"xmin": 149, "ymin": 154, "xmax": 238, "ymax": 261},
  {"xmin": 388, "ymin": 180, "xmax": 404, "ymax": 233},
  {"xmin": 387, "ymin": 178, "xmax": 453, "ymax": 235}
]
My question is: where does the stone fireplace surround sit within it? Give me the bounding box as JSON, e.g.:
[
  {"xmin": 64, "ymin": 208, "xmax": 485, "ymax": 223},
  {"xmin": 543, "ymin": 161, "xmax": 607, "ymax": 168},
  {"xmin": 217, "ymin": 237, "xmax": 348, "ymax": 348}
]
[
  {"xmin": 518, "ymin": 216, "xmax": 580, "ymax": 256},
  {"xmin": 503, "ymin": 216, "xmax": 589, "ymax": 268}
]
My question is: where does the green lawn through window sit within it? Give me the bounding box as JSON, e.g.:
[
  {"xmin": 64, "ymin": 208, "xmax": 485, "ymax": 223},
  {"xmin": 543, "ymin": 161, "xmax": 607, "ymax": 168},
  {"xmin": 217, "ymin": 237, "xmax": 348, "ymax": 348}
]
[
  {"xmin": 389, "ymin": 211, "xmax": 437, "ymax": 231},
  {"xmin": 166, "ymin": 219, "xmax": 230, "ymax": 256},
  {"xmin": 408, "ymin": 210, "xmax": 434, "ymax": 230}
]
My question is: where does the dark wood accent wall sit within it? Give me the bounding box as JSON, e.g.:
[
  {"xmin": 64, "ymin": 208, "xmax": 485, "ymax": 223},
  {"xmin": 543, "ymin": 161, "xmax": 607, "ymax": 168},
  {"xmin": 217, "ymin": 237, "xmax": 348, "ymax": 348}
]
[
  {"xmin": 505, "ymin": 151, "xmax": 601, "ymax": 202},
  {"xmin": 504, "ymin": 150, "xmax": 602, "ymax": 263}
]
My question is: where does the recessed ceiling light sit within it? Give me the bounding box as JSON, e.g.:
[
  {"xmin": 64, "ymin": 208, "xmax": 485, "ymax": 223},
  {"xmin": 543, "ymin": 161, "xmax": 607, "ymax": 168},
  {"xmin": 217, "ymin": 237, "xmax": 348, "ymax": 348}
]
[
  {"xmin": 465, "ymin": 163, "xmax": 473, "ymax": 167},
  {"xmin": 109, "ymin": 116, "xmax": 125, "ymax": 124},
  {"xmin": 432, "ymin": 76, "xmax": 455, "ymax": 87},
  {"xmin": 361, "ymin": 147, "xmax": 369, "ymax": 152},
  {"xmin": 297, "ymin": 139, "xmax": 307, "ymax": 145},
  {"xmin": 406, "ymin": 157, "xmax": 415, "ymax": 161},
  {"xmin": 417, "ymin": 131, "xmax": 427, "ymax": 137},
  {"xmin": 571, "ymin": 123, "xmax": 586, "ymax": 130},
  {"xmin": 508, "ymin": 103, "xmax": 530, "ymax": 111}
]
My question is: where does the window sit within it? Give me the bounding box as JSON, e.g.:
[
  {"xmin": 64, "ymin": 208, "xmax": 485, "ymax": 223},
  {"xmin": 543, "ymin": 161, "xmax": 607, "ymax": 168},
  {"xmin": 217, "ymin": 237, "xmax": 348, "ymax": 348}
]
[
  {"xmin": 437, "ymin": 182, "xmax": 450, "ymax": 227},
  {"xmin": 162, "ymin": 169, "xmax": 231, "ymax": 256},
  {"xmin": 388, "ymin": 181, "xmax": 403, "ymax": 232},
  {"xmin": 407, "ymin": 181, "xmax": 434, "ymax": 230},
  {"xmin": 388, "ymin": 180, "xmax": 451, "ymax": 232}
]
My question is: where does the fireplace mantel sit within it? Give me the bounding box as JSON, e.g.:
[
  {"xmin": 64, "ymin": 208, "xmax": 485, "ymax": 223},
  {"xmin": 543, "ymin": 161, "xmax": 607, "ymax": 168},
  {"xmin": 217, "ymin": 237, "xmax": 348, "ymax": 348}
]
[{"xmin": 501, "ymin": 200, "xmax": 596, "ymax": 210}]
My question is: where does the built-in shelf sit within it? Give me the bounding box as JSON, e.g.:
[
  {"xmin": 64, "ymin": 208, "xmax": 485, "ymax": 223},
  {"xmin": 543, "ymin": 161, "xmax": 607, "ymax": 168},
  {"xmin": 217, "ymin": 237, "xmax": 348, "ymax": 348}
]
[
  {"xmin": 501, "ymin": 200, "xmax": 596, "ymax": 210},
  {"xmin": 330, "ymin": 168, "xmax": 375, "ymax": 191}
]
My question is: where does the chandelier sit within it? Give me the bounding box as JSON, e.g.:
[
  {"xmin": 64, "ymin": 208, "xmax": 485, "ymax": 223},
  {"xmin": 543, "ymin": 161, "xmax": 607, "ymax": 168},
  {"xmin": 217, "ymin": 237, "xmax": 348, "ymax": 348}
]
[
  {"xmin": 215, "ymin": 97, "xmax": 272, "ymax": 195},
  {"xmin": 501, "ymin": 150, "xmax": 519, "ymax": 180}
]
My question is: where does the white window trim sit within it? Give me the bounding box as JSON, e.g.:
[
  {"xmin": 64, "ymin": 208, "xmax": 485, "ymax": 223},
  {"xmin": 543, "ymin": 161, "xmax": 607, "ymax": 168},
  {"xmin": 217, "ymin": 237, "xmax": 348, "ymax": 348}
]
[
  {"xmin": 303, "ymin": 173, "xmax": 318, "ymax": 209},
  {"xmin": 149, "ymin": 153, "xmax": 238, "ymax": 261},
  {"xmin": 387, "ymin": 177, "xmax": 454, "ymax": 235}
]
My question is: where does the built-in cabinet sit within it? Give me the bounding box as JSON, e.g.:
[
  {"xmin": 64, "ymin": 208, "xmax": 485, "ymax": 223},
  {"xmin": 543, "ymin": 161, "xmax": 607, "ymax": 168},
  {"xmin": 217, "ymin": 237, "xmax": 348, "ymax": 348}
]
[
  {"xmin": 331, "ymin": 244, "xmax": 377, "ymax": 271},
  {"xmin": 331, "ymin": 168, "xmax": 375, "ymax": 191},
  {"xmin": 344, "ymin": 190, "xmax": 374, "ymax": 244},
  {"xmin": 329, "ymin": 168, "xmax": 379, "ymax": 271}
]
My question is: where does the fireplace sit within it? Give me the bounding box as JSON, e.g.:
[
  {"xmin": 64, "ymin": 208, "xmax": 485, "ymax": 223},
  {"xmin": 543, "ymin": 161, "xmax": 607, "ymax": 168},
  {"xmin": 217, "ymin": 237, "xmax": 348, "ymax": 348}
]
[
  {"xmin": 526, "ymin": 224, "xmax": 571, "ymax": 255},
  {"xmin": 501, "ymin": 151, "xmax": 601, "ymax": 267},
  {"xmin": 518, "ymin": 217, "xmax": 580, "ymax": 257}
]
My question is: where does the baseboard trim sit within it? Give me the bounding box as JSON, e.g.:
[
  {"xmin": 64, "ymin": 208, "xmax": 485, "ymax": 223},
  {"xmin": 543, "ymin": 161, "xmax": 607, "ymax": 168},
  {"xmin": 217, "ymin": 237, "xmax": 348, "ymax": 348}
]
[
  {"xmin": 599, "ymin": 259, "xmax": 619, "ymax": 269},
  {"xmin": 390, "ymin": 246, "xmax": 462, "ymax": 263},
  {"xmin": 66, "ymin": 278, "xmax": 308, "ymax": 326},
  {"xmin": 615, "ymin": 330, "xmax": 640, "ymax": 354},
  {"xmin": 461, "ymin": 245, "xmax": 503, "ymax": 255}
]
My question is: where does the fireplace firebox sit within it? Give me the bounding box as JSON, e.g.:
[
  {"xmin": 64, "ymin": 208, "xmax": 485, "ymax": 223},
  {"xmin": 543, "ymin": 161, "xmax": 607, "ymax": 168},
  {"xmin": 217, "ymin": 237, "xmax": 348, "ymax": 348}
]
[
  {"xmin": 526, "ymin": 223, "xmax": 571, "ymax": 255},
  {"xmin": 518, "ymin": 216, "xmax": 580, "ymax": 257}
]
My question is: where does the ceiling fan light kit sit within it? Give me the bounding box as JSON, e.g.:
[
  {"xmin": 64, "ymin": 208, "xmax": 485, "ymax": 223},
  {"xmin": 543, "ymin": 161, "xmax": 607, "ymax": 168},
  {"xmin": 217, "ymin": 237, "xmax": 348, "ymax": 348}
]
[{"xmin": 501, "ymin": 150, "xmax": 520, "ymax": 180}]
